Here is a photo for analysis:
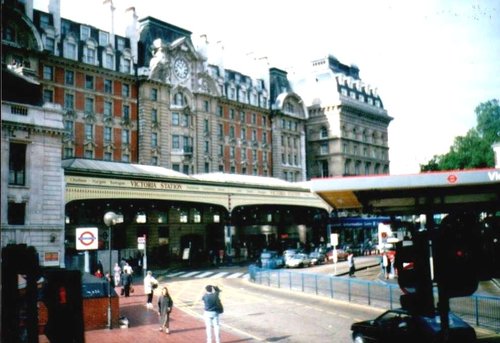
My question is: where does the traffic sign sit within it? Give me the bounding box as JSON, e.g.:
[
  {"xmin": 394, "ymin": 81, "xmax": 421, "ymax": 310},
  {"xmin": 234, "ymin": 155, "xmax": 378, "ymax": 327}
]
[{"xmin": 76, "ymin": 228, "xmax": 98, "ymax": 250}]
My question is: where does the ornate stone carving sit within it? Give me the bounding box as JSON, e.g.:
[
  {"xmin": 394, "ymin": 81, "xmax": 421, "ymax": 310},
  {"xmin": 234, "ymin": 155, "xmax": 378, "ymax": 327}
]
[{"xmin": 149, "ymin": 39, "xmax": 170, "ymax": 82}]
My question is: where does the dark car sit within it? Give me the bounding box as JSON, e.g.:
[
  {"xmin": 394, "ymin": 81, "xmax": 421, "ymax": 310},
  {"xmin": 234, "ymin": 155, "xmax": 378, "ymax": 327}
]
[
  {"xmin": 309, "ymin": 250, "xmax": 326, "ymax": 265},
  {"xmin": 351, "ymin": 308, "xmax": 476, "ymax": 343}
]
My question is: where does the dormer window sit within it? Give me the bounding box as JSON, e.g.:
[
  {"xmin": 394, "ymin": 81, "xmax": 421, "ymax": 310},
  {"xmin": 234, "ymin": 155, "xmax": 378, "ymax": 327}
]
[
  {"xmin": 40, "ymin": 14, "xmax": 50, "ymax": 29},
  {"xmin": 99, "ymin": 31, "xmax": 109, "ymax": 46},
  {"xmin": 83, "ymin": 45, "xmax": 96, "ymax": 65},
  {"xmin": 103, "ymin": 52, "xmax": 114, "ymax": 69},
  {"xmin": 117, "ymin": 38, "xmax": 125, "ymax": 51},
  {"xmin": 63, "ymin": 39, "xmax": 77, "ymax": 60},
  {"xmin": 44, "ymin": 36, "xmax": 54, "ymax": 52},
  {"xmin": 120, "ymin": 56, "xmax": 131, "ymax": 73},
  {"xmin": 80, "ymin": 25, "xmax": 91, "ymax": 40}
]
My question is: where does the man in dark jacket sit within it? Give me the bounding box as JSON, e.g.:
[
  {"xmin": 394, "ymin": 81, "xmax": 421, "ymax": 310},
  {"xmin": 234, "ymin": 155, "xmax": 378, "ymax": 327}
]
[{"xmin": 121, "ymin": 270, "xmax": 132, "ymax": 297}]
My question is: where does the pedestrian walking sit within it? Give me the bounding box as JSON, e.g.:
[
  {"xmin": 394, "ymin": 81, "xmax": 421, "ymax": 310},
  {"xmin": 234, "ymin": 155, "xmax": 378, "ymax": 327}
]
[
  {"xmin": 382, "ymin": 252, "xmax": 389, "ymax": 279},
  {"xmin": 121, "ymin": 269, "xmax": 132, "ymax": 297},
  {"xmin": 157, "ymin": 286, "xmax": 173, "ymax": 334},
  {"xmin": 144, "ymin": 270, "xmax": 159, "ymax": 309},
  {"xmin": 202, "ymin": 285, "xmax": 223, "ymax": 343},
  {"xmin": 348, "ymin": 252, "xmax": 356, "ymax": 277},
  {"xmin": 113, "ymin": 262, "xmax": 121, "ymax": 286}
]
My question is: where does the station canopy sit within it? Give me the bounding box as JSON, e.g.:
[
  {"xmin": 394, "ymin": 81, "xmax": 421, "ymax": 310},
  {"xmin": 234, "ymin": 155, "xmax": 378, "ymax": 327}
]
[{"xmin": 308, "ymin": 168, "xmax": 500, "ymax": 215}]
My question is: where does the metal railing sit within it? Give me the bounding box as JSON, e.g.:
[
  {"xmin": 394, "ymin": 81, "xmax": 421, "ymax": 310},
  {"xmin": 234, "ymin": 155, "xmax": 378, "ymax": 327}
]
[{"xmin": 248, "ymin": 265, "xmax": 500, "ymax": 332}]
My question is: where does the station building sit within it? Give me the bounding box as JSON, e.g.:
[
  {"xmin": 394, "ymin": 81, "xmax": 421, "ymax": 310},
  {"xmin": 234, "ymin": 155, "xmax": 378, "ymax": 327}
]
[{"xmin": 2, "ymin": 0, "xmax": 389, "ymax": 268}]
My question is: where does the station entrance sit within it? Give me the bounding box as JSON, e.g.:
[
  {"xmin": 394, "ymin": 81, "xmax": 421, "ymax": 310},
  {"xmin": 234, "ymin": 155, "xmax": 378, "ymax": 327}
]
[{"xmin": 63, "ymin": 159, "xmax": 330, "ymax": 271}]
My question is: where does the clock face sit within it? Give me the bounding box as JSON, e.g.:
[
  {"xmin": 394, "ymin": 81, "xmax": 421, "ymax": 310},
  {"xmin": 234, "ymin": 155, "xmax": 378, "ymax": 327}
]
[{"xmin": 174, "ymin": 58, "xmax": 189, "ymax": 79}]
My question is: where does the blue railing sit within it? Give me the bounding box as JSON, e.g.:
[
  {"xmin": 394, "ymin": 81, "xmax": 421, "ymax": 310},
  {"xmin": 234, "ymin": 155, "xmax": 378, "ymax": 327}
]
[{"xmin": 248, "ymin": 265, "xmax": 500, "ymax": 332}]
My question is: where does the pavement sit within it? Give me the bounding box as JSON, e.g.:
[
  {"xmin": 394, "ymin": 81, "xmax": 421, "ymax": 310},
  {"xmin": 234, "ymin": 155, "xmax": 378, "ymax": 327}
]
[{"xmin": 39, "ymin": 280, "xmax": 251, "ymax": 343}]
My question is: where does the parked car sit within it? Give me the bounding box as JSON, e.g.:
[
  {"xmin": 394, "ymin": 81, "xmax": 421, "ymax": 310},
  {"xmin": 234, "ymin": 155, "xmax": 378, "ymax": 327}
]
[
  {"xmin": 283, "ymin": 249, "xmax": 300, "ymax": 261},
  {"xmin": 285, "ymin": 253, "xmax": 311, "ymax": 268},
  {"xmin": 309, "ymin": 250, "xmax": 326, "ymax": 265},
  {"xmin": 259, "ymin": 251, "xmax": 284, "ymax": 269},
  {"xmin": 325, "ymin": 247, "xmax": 349, "ymax": 263},
  {"xmin": 351, "ymin": 308, "xmax": 476, "ymax": 343}
]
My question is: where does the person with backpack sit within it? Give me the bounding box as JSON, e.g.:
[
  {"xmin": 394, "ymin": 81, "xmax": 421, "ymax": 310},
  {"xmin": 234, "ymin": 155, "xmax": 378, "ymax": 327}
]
[{"xmin": 202, "ymin": 284, "xmax": 223, "ymax": 343}]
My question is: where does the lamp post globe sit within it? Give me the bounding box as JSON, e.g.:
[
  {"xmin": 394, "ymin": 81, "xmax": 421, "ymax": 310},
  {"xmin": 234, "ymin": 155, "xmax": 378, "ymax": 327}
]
[{"xmin": 104, "ymin": 211, "xmax": 117, "ymax": 227}]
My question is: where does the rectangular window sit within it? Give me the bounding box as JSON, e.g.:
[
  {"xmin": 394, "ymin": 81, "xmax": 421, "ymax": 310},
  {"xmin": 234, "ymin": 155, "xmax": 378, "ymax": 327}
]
[
  {"xmin": 151, "ymin": 88, "xmax": 158, "ymax": 101},
  {"xmin": 204, "ymin": 141, "xmax": 209, "ymax": 153},
  {"xmin": 230, "ymin": 126, "xmax": 235, "ymax": 138},
  {"xmin": 183, "ymin": 165, "xmax": 190, "ymax": 175},
  {"xmin": 64, "ymin": 147, "xmax": 73, "ymax": 158},
  {"xmin": 117, "ymin": 38, "xmax": 125, "ymax": 51},
  {"xmin": 104, "ymin": 101, "xmax": 112, "ymax": 117},
  {"xmin": 122, "ymin": 129, "xmax": 130, "ymax": 145},
  {"xmin": 218, "ymin": 145, "xmax": 223, "ymax": 156},
  {"xmin": 230, "ymin": 109, "xmax": 235, "ymax": 119},
  {"xmin": 151, "ymin": 156, "xmax": 158, "ymax": 166},
  {"xmin": 85, "ymin": 75, "xmax": 94, "ymax": 89},
  {"xmin": 230, "ymin": 146, "xmax": 235, "ymax": 158},
  {"xmin": 252, "ymin": 113, "xmax": 257, "ymax": 124},
  {"xmin": 40, "ymin": 13, "xmax": 50, "ymax": 29},
  {"xmin": 262, "ymin": 132, "xmax": 267, "ymax": 144},
  {"xmin": 122, "ymin": 154, "xmax": 129, "ymax": 162},
  {"xmin": 65, "ymin": 70, "xmax": 74, "ymax": 85},
  {"xmin": 217, "ymin": 124, "xmax": 223, "ymax": 138},
  {"xmin": 99, "ymin": 31, "xmax": 109, "ymax": 46},
  {"xmin": 123, "ymin": 105, "xmax": 130, "ymax": 120},
  {"xmin": 84, "ymin": 149, "xmax": 93, "ymax": 159},
  {"xmin": 181, "ymin": 114, "xmax": 189, "ymax": 127},
  {"xmin": 104, "ymin": 79, "xmax": 113, "ymax": 93},
  {"xmin": 204, "ymin": 119, "xmax": 209, "ymax": 132},
  {"xmin": 104, "ymin": 127, "xmax": 112, "ymax": 143},
  {"xmin": 172, "ymin": 112, "xmax": 180, "ymax": 126},
  {"xmin": 217, "ymin": 106, "xmax": 223, "ymax": 116},
  {"xmin": 241, "ymin": 128, "xmax": 246, "ymax": 140},
  {"xmin": 252, "ymin": 130, "xmax": 257, "ymax": 141},
  {"xmin": 152, "ymin": 109, "xmax": 158, "ymax": 124},
  {"xmin": 45, "ymin": 37, "xmax": 54, "ymax": 52},
  {"xmin": 64, "ymin": 120, "xmax": 74, "ymax": 136},
  {"xmin": 9, "ymin": 143, "xmax": 26, "ymax": 186},
  {"xmin": 85, "ymin": 124, "xmax": 93, "ymax": 140},
  {"xmin": 8, "ymin": 203, "xmax": 25, "ymax": 225},
  {"xmin": 84, "ymin": 97, "xmax": 94, "ymax": 113},
  {"xmin": 204, "ymin": 100, "xmax": 209, "ymax": 112},
  {"xmin": 83, "ymin": 47, "xmax": 96, "ymax": 64},
  {"xmin": 43, "ymin": 66, "xmax": 53, "ymax": 80},
  {"xmin": 152, "ymin": 133, "xmax": 158, "ymax": 147},
  {"xmin": 172, "ymin": 135, "xmax": 180, "ymax": 149},
  {"xmin": 43, "ymin": 89, "xmax": 53, "ymax": 103},
  {"xmin": 122, "ymin": 84, "xmax": 130, "ymax": 97},
  {"xmin": 204, "ymin": 162, "xmax": 210, "ymax": 173},
  {"xmin": 80, "ymin": 25, "xmax": 91, "ymax": 40},
  {"xmin": 63, "ymin": 41, "xmax": 77, "ymax": 60},
  {"xmin": 120, "ymin": 58, "xmax": 131, "ymax": 73},
  {"xmin": 104, "ymin": 152, "xmax": 112, "ymax": 161},
  {"xmin": 172, "ymin": 164, "xmax": 180, "ymax": 172}
]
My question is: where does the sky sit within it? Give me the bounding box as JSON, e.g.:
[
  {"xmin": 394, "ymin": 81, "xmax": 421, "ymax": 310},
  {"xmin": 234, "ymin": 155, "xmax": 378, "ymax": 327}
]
[{"xmin": 33, "ymin": 0, "xmax": 500, "ymax": 175}]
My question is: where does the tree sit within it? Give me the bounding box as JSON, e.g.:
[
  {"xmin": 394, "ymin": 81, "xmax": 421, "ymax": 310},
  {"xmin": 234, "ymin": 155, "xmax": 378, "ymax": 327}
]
[{"xmin": 421, "ymin": 99, "xmax": 499, "ymax": 171}]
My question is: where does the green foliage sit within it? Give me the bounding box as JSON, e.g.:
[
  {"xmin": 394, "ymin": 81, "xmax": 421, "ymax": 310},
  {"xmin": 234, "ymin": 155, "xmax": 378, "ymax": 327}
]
[{"xmin": 420, "ymin": 99, "xmax": 499, "ymax": 172}]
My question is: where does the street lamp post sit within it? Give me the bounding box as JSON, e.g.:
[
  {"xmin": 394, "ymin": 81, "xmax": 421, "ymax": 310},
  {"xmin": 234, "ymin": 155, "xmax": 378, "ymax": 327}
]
[{"xmin": 103, "ymin": 211, "xmax": 117, "ymax": 329}]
